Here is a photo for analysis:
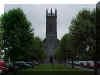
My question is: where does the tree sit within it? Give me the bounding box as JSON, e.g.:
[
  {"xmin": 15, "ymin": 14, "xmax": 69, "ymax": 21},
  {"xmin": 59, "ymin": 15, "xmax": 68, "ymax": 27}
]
[
  {"xmin": 0, "ymin": 16, "xmax": 4, "ymax": 48},
  {"xmin": 0, "ymin": 17, "xmax": 1, "ymax": 45},
  {"xmin": 25, "ymin": 37, "xmax": 46, "ymax": 62},
  {"xmin": 96, "ymin": 7, "xmax": 100, "ymax": 61},
  {"xmin": 69, "ymin": 9, "xmax": 96, "ymax": 59},
  {"xmin": 56, "ymin": 34, "xmax": 76, "ymax": 68},
  {"xmin": 1, "ymin": 8, "xmax": 47, "ymax": 63},
  {"xmin": 1, "ymin": 8, "xmax": 34, "ymax": 62},
  {"xmin": 69, "ymin": 9, "xmax": 97, "ymax": 74},
  {"xmin": 32, "ymin": 37, "xmax": 46, "ymax": 62},
  {"xmin": 95, "ymin": 7, "xmax": 100, "ymax": 75}
]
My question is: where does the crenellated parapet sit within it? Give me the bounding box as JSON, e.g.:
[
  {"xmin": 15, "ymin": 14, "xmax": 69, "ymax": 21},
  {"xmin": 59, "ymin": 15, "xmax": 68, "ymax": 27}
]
[{"xmin": 46, "ymin": 8, "xmax": 57, "ymax": 16}]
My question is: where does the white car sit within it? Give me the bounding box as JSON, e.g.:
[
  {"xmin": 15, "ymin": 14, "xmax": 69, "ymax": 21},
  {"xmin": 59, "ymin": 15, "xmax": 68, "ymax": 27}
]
[{"xmin": 0, "ymin": 70, "xmax": 3, "ymax": 74}]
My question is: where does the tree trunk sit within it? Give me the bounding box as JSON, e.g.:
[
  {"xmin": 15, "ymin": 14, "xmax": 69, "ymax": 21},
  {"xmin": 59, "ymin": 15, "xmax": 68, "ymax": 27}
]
[
  {"xmin": 64, "ymin": 57, "xmax": 66, "ymax": 65},
  {"xmin": 94, "ymin": 61, "xmax": 98, "ymax": 75},
  {"xmin": 71, "ymin": 57, "xmax": 74, "ymax": 68},
  {"xmin": 50, "ymin": 56, "xmax": 53, "ymax": 64}
]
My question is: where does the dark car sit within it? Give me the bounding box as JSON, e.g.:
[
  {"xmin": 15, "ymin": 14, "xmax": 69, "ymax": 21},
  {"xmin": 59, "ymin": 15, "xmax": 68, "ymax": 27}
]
[
  {"xmin": 15, "ymin": 61, "xmax": 32, "ymax": 70},
  {"xmin": 6, "ymin": 64, "xmax": 16, "ymax": 72}
]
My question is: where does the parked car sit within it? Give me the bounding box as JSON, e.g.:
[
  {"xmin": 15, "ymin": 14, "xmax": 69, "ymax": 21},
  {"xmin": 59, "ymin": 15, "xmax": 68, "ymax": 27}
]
[
  {"xmin": 32, "ymin": 60, "xmax": 40, "ymax": 65},
  {"xmin": 0, "ymin": 70, "xmax": 3, "ymax": 75},
  {"xmin": 79, "ymin": 61, "xmax": 87, "ymax": 67},
  {"xmin": 0, "ymin": 60, "xmax": 8, "ymax": 75},
  {"xmin": 6, "ymin": 63, "xmax": 16, "ymax": 72},
  {"xmin": 79, "ymin": 61, "xmax": 95, "ymax": 69},
  {"xmin": 74, "ymin": 61, "xmax": 80, "ymax": 66},
  {"xmin": 86, "ymin": 61, "xmax": 94, "ymax": 69},
  {"xmin": 14, "ymin": 61, "xmax": 32, "ymax": 70}
]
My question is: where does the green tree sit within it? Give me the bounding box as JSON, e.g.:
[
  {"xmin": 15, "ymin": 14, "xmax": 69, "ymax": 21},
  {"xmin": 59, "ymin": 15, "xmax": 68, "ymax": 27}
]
[
  {"xmin": 32, "ymin": 37, "xmax": 46, "ymax": 62},
  {"xmin": 56, "ymin": 34, "xmax": 76, "ymax": 68},
  {"xmin": 96, "ymin": 7, "xmax": 100, "ymax": 61},
  {"xmin": 69, "ymin": 9, "xmax": 96, "ymax": 59},
  {"xmin": 1, "ymin": 8, "xmax": 34, "ymax": 62},
  {"xmin": 1, "ymin": 8, "xmax": 46, "ymax": 63},
  {"xmin": 0, "ymin": 17, "xmax": 1, "ymax": 41},
  {"xmin": 69, "ymin": 9, "xmax": 96, "ymax": 74},
  {"xmin": 94, "ymin": 7, "xmax": 100, "ymax": 75},
  {"xmin": 0, "ymin": 16, "xmax": 2, "ymax": 59}
]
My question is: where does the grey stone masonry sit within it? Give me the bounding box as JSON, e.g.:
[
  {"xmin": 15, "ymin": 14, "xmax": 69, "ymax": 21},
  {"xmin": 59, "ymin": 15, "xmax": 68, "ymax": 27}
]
[{"xmin": 45, "ymin": 8, "xmax": 58, "ymax": 63}]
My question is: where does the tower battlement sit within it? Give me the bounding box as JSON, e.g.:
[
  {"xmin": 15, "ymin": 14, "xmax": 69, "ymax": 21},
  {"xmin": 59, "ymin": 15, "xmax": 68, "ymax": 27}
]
[{"xmin": 46, "ymin": 8, "xmax": 57, "ymax": 16}]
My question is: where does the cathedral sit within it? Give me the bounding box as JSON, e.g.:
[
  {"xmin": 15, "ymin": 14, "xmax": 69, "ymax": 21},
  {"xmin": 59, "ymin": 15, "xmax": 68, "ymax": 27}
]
[{"xmin": 45, "ymin": 8, "xmax": 58, "ymax": 63}]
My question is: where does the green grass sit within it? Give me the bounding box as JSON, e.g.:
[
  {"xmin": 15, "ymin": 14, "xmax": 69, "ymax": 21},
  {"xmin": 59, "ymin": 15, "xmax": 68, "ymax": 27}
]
[
  {"xmin": 28, "ymin": 64, "xmax": 81, "ymax": 71},
  {"xmin": 7, "ymin": 64, "xmax": 94, "ymax": 75}
]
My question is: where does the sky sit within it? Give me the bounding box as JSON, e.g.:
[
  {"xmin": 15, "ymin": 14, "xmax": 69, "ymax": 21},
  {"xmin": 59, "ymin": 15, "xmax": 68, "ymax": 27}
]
[
  {"xmin": 0, "ymin": 0, "xmax": 98, "ymax": 16},
  {"xmin": 4, "ymin": 4, "xmax": 95, "ymax": 40},
  {"xmin": 0, "ymin": 0, "xmax": 98, "ymax": 40}
]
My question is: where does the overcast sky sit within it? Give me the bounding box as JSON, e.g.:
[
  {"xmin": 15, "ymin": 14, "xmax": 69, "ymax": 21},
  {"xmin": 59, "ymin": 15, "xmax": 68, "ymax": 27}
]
[{"xmin": 4, "ymin": 4, "xmax": 95, "ymax": 40}]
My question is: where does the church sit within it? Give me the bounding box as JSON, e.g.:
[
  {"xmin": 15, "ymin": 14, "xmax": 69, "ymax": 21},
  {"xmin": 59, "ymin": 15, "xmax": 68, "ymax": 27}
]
[{"xmin": 44, "ymin": 8, "xmax": 58, "ymax": 63}]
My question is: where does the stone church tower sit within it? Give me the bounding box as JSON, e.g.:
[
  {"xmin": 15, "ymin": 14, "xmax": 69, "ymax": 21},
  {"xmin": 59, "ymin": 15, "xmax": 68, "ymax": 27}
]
[{"xmin": 45, "ymin": 8, "xmax": 58, "ymax": 63}]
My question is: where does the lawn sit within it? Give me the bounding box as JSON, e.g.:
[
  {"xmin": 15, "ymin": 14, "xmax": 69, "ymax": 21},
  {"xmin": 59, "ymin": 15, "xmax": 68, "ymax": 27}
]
[
  {"xmin": 7, "ymin": 64, "xmax": 94, "ymax": 75},
  {"xmin": 29, "ymin": 64, "xmax": 82, "ymax": 71}
]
